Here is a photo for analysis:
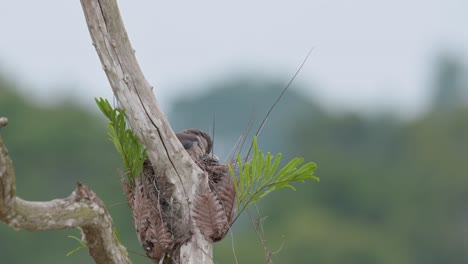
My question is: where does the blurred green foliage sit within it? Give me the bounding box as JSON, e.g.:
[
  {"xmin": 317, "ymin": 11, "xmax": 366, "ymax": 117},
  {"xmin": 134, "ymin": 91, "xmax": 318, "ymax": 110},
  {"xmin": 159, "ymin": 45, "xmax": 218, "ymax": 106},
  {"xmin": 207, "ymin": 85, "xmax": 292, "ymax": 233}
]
[
  {"xmin": 1, "ymin": 54, "xmax": 468, "ymax": 263},
  {"xmin": 0, "ymin": 79, "xmax": 148, "ymax": 263}
]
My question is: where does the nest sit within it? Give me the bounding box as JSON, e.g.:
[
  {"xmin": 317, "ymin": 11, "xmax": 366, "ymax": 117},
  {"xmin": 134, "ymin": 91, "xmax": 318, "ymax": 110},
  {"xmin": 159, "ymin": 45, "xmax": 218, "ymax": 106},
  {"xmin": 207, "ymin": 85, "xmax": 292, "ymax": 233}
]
[{"xmin": 123, "ymin": 129, "xmax": 236, "ymax": 262}]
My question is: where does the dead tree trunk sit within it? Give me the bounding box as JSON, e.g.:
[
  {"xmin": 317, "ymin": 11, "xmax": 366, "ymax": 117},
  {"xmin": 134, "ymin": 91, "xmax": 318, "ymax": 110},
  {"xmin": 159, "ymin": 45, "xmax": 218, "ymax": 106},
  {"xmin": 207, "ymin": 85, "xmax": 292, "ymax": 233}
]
[
  {"xmin": 79, "ymin": 0, "xmax": 214, "ymax": 263},
  {"xmin": 2, "ymin": 1, "xmax": 233, "ymax": 262}
]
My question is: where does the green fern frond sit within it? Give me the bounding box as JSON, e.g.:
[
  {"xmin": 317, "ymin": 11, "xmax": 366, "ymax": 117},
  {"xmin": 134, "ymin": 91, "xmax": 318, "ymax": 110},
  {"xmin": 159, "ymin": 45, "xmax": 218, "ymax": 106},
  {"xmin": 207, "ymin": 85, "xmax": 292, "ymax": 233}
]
[
  {"xmin": 229, "ymin": 137, "xmax": 318, "ymax": 217},
  {"xmin": 95, "ymin": 98, "xmax": 146, "ymax": 188}
]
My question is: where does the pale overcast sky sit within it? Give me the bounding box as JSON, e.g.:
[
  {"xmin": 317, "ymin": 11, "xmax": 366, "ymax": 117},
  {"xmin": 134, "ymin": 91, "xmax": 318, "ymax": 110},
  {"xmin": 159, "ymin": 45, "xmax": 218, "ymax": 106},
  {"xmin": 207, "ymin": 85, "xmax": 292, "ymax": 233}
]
[{"xmin": 0, "ymin": 0, "xmax": 467, "ymax": 115}]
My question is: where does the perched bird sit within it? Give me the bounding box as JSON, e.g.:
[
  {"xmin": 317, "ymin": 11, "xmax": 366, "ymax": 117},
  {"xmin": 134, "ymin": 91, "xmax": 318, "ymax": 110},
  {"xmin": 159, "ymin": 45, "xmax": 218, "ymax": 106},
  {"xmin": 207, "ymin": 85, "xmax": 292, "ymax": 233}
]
[{"xmin": 176, "ymin": 129, "xmax": 213, "ymax": 159}]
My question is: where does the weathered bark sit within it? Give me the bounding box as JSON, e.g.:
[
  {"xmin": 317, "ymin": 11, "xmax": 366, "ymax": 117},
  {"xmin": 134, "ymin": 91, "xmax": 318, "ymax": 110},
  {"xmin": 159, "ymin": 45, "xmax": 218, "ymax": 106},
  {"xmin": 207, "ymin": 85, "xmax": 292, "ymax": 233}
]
[
  {"xmin": 79, "ymin": 0, "xmax": 213, "ymax": 263},
  {"xmin": 0, "ymin": 118, "xmax": 130, "ymax": 264}
]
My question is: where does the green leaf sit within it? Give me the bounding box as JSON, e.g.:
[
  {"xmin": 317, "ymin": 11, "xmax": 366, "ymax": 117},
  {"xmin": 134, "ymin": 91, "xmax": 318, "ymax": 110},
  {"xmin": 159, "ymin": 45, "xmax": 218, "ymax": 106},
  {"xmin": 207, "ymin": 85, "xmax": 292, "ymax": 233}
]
[
  {"xmin": 114, "ymin": 227, "xmax": 122, "ymax": 244},
  {"xmin": 231, "ymin": 136, "xmax": 318, "ymax": 219},
  {"xmin": 67, "ymin": 235, "xmax": 87, "ymax": 247},
  {"xmin": 66, "ymin": 246, "xmax": 86, "ymax": 257},
  {"xmin": 66, "ymin": 234, "xmax": 87, "ymax": 257},
  {"xmin": 95, "ymin": 97, "xmax": 146, "ymax": 188}
]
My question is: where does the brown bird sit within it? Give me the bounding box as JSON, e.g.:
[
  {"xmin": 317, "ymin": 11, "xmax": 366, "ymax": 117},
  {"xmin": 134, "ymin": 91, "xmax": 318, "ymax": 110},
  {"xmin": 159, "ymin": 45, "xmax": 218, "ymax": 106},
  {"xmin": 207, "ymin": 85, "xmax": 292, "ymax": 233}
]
[{"xmin": 176, "ymin": 129, "xmax": 213, "ymax": 159}]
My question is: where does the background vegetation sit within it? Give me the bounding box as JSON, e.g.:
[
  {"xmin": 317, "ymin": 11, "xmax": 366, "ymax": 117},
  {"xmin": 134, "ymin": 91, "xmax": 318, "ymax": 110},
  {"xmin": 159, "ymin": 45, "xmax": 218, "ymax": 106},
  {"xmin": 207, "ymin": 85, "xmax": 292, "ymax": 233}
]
[{"xmin": 1, "ymin": 52, "xmax": 467, "ymax": 263}]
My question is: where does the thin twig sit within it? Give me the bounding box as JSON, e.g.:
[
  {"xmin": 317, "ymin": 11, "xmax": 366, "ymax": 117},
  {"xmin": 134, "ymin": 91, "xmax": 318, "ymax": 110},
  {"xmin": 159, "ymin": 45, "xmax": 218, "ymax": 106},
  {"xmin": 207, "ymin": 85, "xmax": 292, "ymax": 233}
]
[
  {"xmin": 238, "ymin": 109, "xmax": 256, "ymax": 160},
  {"xmin": 245, "ymin": 48, "xmax": 314, "ymax": 161},
  {"xmin": 211, "ymin": 113, "xmax": 216, "ymax": 158},
  {"xmin": 272, "ymin": 239, "xmax": 286, "ymax": 255},
  {"xmin": 246, "ymin": 208, "xmax": 272, "ymax": 264},
  {"xmin": 225, "ymin": 111, "xmax": 255, "ymax": 163},
  {"xmin": 229, "ymin": 229, "xmax": 239, "ymax": 264}
]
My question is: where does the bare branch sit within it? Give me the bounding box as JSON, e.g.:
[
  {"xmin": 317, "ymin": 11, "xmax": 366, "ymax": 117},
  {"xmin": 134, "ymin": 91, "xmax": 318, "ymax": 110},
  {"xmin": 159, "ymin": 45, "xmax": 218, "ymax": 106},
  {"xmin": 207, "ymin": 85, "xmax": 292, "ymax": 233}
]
[
  {"xmin": 0, "ymin": 121, "xmax": 130, "ymax": 264},
  {"xmin": 79, "ymin": 0, "xmax": 213, "ymax": 263}
]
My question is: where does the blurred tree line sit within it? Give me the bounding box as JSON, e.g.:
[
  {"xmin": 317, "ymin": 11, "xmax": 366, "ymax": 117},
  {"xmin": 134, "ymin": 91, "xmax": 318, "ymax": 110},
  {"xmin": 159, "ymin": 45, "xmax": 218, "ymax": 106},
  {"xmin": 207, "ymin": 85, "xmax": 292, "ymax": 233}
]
[{"xmin": 0, "ymin": 53, "xmax": 467, "ymax": 263}]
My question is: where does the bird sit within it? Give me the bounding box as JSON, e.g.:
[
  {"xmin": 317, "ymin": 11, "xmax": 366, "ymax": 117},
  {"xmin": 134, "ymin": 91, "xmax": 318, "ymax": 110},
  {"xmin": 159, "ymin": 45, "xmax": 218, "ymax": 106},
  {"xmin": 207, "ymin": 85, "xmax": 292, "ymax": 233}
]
[{"xmin": 176, "ymin": 129, "xmax": 213, "ymax": 159}]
